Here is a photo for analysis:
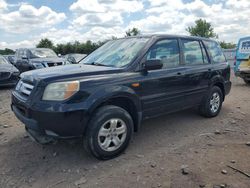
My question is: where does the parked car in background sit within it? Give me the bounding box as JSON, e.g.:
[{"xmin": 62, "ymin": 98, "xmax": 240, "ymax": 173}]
[
  {"xmin": 234, "ymin": 36, "xmax": 250, "ymax": 84},
  {"xmin": 14, "ymin": 48, "xmax": 66, "ymax": 73},
  {"xmin": 12, "ymin": 35, "xmax": 231, "ymax": 160},
  {"xmin": 3, "ymin": 55, "xmax": 15, "ymax": 65},
  {"xmin": 64, "ymin": 53, "xmax": 87, "ymax": 64},
  {"xmin": 0, "ymin": 55, "xmax": 19, "ymax": 87},
  {"xmin": 222, "ymin": 48, "xmax": 236, "ymax": 68}
]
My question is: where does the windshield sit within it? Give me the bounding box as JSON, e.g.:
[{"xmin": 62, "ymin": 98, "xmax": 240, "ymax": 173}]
[
  {"xmin": 0, "ymin": 56, "xmax": 9, "ymax": 65},
  {"xmin": 80, "ymin": 38, "xmax": 149, "ymax": 68},
  {"xmin": 30, "ymin": 49, "xmax": 57, "ymax": 58}
]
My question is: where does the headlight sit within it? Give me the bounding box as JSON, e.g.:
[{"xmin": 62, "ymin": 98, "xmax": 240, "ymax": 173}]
[{"xmin": 42, "ymin": 81, "xmax": 79, "ymax": 101}]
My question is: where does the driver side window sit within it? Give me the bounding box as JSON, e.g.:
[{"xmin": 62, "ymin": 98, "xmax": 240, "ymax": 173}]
[{"xmin": 146, "ymin": 39, "xmax": 180, "ymax": 69}]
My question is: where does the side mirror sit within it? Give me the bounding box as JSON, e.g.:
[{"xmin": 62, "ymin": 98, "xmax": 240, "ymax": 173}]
[{"xmin": 143, "ymin": 59, "xmax": 163, "ymax": 71}]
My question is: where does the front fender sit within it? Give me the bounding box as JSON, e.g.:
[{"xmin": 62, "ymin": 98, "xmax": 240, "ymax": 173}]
[{"xmin": 84, "ymin": 85, "xmax": 142, "ymax": 115}]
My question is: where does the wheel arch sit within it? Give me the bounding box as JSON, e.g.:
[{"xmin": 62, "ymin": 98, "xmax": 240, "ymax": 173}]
[
  {"xmin": 85, "ymin": 86, "xmax": 142, "ymax": 133},
  {"xmin": 210, "ymin": 76, "xmax": 225, "ymax": 101}
]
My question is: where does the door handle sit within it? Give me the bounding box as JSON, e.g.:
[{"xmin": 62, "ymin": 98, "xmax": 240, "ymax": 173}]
[{"xmin": 208, "ymin": 68, "xmax": 212, "ymax": 72}]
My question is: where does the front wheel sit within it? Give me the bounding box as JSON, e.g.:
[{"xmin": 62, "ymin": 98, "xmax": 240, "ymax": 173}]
[
  {"xmin": 84, "ymin": 105, "xmax": 133, "ymax": 160},
  {"xmin": 199, "ymin": 86, "xmax": 223, "ymax": 118}
]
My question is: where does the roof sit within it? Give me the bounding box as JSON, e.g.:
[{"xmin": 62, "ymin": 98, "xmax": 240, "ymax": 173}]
[{"xmin": 117, "ymin": 34, "xmax": 218, "ymax": 43}]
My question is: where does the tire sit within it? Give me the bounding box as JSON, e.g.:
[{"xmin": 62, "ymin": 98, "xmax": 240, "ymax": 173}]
[
  {"xmin": 243, "ymin": 78, "xmax": 250, "ymax": 85},
  {"xmin": 199, "ymin": 86, "xmax": 223, "ymax": 118},
  {"xmin": 84, "ymin": 105, "xmax": 133, "ymax": 160}
]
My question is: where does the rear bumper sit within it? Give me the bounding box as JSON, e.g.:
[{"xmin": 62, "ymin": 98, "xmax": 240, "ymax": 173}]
[{"xmin": 235, "ymin": 71, "xmax": 250, "ymax": 80}]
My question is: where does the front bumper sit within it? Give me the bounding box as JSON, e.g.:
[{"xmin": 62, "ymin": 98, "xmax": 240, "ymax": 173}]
[{"xmin": 11, "ymin": 92, "xmax": 89, "ymax": 140}]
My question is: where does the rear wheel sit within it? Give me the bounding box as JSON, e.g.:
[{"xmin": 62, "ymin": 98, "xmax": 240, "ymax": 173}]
[
  {"xmin": 199, "ymin": 86, "xmax": 223, "ymax": 118},
  {"xmin": 84, "ymin": 105, "xmax": 133, "ymax": 160}
]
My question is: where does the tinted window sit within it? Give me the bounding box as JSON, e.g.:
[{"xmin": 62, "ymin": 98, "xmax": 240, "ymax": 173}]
[
  {"xmin": 181, "ymin": 40, "xmax": 204, "ymax": 65},
  {"xmin": 204, "ymin": 41, "xmax": 226, "ymax": 63},
  {"xmin": 146, "ymin": 39, "xmax": 180, "ymax": 69}
]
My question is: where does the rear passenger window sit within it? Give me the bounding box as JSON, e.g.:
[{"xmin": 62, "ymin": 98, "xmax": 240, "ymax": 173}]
[
  {"xmin": 146, "ymin": 39, "xmax": 180, "ymax": 69},
  {"xmin": 181, "ymin": 39, "xmax": 204, "ymax": 65},
  {"xmin": 204, "ymin": 41, "xmax": 226, "ymax": 63}
]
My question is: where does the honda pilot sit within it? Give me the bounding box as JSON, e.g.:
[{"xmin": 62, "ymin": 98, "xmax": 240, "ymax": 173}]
[{"xmin": 11, "ymin": 35, "xmax": 231, "ymax": 160}]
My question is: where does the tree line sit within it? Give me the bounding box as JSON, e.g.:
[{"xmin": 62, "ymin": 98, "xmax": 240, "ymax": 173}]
[{"xmin": 0, "ymin": 20, "xmax": 236, "ymax": 56}]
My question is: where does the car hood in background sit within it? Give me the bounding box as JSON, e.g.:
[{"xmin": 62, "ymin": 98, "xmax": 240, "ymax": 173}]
[
  {"xmin": 30, "ymin": 57, "xmax": 64, "ymax": 63},
  {"xmin": 0, "ymin": 63, "xmax": 19, "ymax": 73}
]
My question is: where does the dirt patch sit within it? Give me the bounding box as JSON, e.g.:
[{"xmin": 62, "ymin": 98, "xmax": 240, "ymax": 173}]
[{"xmin": 1, "ymin": 75, "xmax": 250, "ymax": 188}]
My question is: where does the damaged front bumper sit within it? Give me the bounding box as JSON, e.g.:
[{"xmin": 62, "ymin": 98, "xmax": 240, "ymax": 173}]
[{"xmin": 12, "ymin": 105, "xmax": 56, "ymax": 144}]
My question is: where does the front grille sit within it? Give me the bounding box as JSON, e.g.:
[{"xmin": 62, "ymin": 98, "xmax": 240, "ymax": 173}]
[
  {"xmin": 0, "ymin": 72, "xmax": 11, "ymax": 80},
  {"xmin": 16, "ymin": 80, "xmax": 34, "ymax": 98},
  {"xmin": 47, "ymin": 62, "xmax": 63, "ymax": 67}
]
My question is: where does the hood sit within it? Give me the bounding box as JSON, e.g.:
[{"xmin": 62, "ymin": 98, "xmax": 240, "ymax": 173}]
[
  {"xmin": 0, "ymin": 63, "xmax": 19, "ymax": 73},
  {"xmin": 30, "ymin": 57, "xmax": 64, "ymax": 63},
  {"xmin": 21, "ymin": 64, "xmax": 122, "ymax": 84}
]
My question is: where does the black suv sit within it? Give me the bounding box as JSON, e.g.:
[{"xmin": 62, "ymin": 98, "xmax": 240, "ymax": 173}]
[
  {"xmin": 11, "ymin": 35, "xmax": 231, "ymax": 160},
  {"xmin": 14, "ymin": 48, "xmax": 66, "ymax": 73}
]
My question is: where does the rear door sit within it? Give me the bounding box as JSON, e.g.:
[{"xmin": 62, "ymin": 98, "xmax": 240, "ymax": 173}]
[
  {"xmin": 180, "ymin": 38, "xmax": 212, "ymax": 106},
  {"xmin": 135, "ymin": 38, "xmax": 188, "ymax": 118}
]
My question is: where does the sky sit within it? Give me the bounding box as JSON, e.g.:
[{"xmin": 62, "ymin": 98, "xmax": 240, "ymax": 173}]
[{"xmin": 0, "ymin": 0, "xmax": 249, "ymax": 50}]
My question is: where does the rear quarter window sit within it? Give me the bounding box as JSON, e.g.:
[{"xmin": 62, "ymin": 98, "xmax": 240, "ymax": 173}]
[{"xmin": 204, "ymin": 41, "xmax": 226, "ymax": 63}]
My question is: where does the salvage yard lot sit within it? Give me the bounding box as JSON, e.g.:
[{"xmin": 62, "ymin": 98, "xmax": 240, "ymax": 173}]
[{"xmin": 0, "ymin": 74, "xmax": 250, "ymax": 188}]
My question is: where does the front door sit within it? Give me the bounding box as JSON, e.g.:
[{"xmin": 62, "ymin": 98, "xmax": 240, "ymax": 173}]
[{"xmin": 134, "ymin": 38, "xmax": 188, "ymax": 118}]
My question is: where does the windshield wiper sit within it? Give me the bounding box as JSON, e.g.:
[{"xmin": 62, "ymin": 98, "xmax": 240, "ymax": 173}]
[{"xmin": 88, "ymin": 62, "xmax": 112, "ymax": 67}]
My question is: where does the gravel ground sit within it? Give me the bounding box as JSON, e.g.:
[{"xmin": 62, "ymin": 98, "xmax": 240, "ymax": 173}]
[{"xmin": 0, "ymin": 74, "xmax": 250, "ymax": 188}]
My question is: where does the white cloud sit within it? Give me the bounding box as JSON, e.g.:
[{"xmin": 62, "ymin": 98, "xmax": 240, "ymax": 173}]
[
  {"xmin": 0, "ymin": 26, "xmax": 125, "ymax": 49},
  {"xmin": 129, "ymin": 0, "xmax": 250, "ymax": 43},
  {"xmin": 70, "ymin": 0, "xmax": 105, "ymax": 13},
  {"xmin": 0, "ymin": 4, "xmax": 66, "ymax": 33},
  {"xmin": 0, "ymin": 0, "xmax": 7, "ymax": 11},
  {"xmin": 70, "ymin": 0, "xmax": 143, "ymax": 13},
  {"xmin": 0, "ymin": 40, "xmax": 34, "ymax": 50},
  {"xmin": 70, "ymin": 0, "xmax": 143, "ymax": 29},
  {"xmin": 72, "ymin": 12, "xmax": 123, "ymax": 27},
  {"xmin": 2, "ymin": 0, "xmax": 250, "ymax": 50}
]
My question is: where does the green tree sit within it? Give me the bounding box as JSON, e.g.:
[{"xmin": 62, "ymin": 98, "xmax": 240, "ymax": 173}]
[
  {"xmin": 125, "ymin": 28, "xmax": 141, "ymax": 37},
  {"xmin": 186, "ymin": 19, "xmax": 217, "ymax": 38},
  {"xmin": 36, "ymin": 38, "xmax": 54, "ymax": 49},
  {"xmin": 52, "ymin": 40, "xmax": 104, "ymax": 55},
  {"xmin": 0, "ymin": 48, "xmax": 15, "ymax": 55},
  {"xmin": 219, "ymin": 41, "xmax": 236, "ymax": 49}
]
